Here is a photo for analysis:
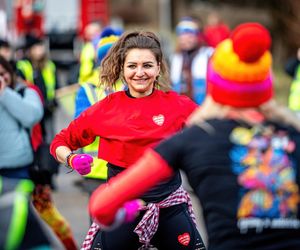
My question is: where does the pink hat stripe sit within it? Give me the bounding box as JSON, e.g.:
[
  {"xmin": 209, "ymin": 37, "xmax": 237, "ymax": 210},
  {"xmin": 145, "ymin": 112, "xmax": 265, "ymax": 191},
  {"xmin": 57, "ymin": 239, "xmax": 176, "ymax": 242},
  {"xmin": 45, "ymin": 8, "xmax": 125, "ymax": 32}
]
[{"xmin": 207, "ymin": 62, "xmax": 273, "ymax": 94}]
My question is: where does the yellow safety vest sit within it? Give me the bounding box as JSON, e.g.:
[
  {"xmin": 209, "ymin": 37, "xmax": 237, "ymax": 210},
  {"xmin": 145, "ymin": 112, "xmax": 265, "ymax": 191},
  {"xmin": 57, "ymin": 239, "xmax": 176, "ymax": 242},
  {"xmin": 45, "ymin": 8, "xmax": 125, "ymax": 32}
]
[
  {"xmin": 84, "ymin": 67, "xmax": 100, "ymax": 87},
  {"xmin": 81, "ymin": 81, "xmax": 124, "ymax": 179},
  {"xmin": 79, "ymin": 42, "xmax": 95, "ymax": 84},
  {"xmin": 288, "ymin": 65, "xmax": 300, "ymax": 111},
  {"xmin": 16, "ymin": 59, "xmax": 56, "ymax": 100}
]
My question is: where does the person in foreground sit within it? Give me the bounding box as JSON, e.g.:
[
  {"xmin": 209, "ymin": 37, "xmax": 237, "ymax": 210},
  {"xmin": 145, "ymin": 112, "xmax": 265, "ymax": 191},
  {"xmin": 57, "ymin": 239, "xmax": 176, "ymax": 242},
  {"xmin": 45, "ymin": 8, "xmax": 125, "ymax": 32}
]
[
  {"xmin": 88, "ymin": 23, "xmax": 300, "ymax": 250},
  {"xmin": 50, "ymin": 31, "xmax": 205, "ymax": 249}
]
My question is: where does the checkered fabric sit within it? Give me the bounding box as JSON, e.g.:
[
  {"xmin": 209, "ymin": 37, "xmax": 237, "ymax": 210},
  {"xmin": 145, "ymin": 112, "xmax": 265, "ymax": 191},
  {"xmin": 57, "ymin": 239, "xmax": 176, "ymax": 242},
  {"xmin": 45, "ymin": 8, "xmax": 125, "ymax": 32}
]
[
  {"xmin": 134, "ymin": 186, "xmax": 196, "ymax": 245},
  {"xmin": 81, "ymin": 186, "xmax": 196, "ymax": 249},
  {"xmin": 81, "ymin": 222, "xmax": 100, "ymax": 250}
]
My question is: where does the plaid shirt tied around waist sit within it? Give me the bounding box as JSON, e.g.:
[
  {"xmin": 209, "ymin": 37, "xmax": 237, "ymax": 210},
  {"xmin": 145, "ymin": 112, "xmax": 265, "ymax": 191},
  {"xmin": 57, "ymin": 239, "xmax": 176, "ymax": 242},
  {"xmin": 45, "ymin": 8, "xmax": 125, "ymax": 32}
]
[{"xmin": 81, "ymin": 185, "xmax": 197, "ymax": 249}]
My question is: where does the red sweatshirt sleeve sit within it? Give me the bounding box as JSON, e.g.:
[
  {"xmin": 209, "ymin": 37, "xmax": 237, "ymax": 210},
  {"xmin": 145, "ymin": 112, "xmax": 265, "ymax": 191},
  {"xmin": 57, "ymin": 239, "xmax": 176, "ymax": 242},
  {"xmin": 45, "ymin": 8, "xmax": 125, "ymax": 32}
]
[
  {"xmin": 50, "ymin": 108, "xmax": 97, "ymax": 159},
  {"xmin": 177, "ymin": 94, "xmax": 198, "ymax": 125},
  {"xmin": 89, "ymin": 148, "xmax": 174, "ymax": 226}
]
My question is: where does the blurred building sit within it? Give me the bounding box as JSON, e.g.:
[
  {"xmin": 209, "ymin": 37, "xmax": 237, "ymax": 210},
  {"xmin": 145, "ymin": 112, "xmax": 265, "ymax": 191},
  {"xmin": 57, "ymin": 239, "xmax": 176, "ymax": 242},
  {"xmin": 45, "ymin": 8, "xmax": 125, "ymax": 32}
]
[{"xmin": 0, "ymin": 0, "xmax": 294, "ymax": 77}]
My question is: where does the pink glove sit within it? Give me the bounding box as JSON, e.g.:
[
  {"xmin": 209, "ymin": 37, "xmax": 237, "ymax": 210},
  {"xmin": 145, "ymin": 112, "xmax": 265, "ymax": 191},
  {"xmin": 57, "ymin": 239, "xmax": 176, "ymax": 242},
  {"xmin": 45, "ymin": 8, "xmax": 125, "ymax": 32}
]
[
  {"xmin": 123, "ymin": 199, "xmax": 145, "ymax": 223},
  {"xmin": 67, "ymin": 153, "xmax": 93, "ymax": 175},
  {"xmin": 96, "ymin": 199, "xmax": 145, "ymax": 231}
]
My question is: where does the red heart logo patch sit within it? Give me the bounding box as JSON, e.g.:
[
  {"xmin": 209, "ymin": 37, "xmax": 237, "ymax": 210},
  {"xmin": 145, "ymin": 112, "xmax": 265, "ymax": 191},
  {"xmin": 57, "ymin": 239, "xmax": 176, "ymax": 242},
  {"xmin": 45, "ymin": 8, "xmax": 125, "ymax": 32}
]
[
  {"xmin": 178, "ymin": 232, "xmax": 190, "ymax": 246},
  {"xmin": 152, "ymin": 114, "xmax": 164, "ymax": 126}
]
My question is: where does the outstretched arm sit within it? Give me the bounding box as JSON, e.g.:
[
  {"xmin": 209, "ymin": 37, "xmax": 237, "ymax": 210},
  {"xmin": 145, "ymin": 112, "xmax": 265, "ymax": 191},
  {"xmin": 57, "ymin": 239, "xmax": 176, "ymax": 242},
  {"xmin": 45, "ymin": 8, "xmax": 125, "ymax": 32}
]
[{"xmin": 89, "ymin": 149, "xmax": 174, "ymax": 226}]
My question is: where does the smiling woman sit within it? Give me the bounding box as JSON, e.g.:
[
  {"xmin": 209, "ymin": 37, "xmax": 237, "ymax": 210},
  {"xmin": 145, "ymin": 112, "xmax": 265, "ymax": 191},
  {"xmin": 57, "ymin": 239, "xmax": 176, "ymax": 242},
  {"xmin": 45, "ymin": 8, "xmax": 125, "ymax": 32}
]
[
  {"xmin": 100, "ymin": 32, "xmax": 168, "ymax": 90},
  {"xmin": 123, "ymin": 48, "xmax": 160, "ymax": 97},
  {"xmin": 50, "ymin": 31, "xmax": 206, "ymax": 250}
]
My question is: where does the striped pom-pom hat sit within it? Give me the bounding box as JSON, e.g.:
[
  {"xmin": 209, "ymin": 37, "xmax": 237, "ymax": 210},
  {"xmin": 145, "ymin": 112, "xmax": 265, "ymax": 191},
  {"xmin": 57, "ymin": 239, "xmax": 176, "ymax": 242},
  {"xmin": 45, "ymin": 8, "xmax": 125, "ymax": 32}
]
[
  {"xmin": 207, "ymin": 22, "xmax": 273, "ymax": 107},
  {"xmin": 96, "ymin": 27, "xmax": 120, "ymax": 64}
]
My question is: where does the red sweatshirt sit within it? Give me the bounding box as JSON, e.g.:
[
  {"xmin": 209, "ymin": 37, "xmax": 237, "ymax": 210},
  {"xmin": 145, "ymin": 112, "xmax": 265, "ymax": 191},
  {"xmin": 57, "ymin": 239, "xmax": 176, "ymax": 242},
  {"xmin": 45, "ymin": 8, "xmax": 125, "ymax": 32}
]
[{"xmin": 50, "ymin": 90, "xmax": 197, "ymax": 168}]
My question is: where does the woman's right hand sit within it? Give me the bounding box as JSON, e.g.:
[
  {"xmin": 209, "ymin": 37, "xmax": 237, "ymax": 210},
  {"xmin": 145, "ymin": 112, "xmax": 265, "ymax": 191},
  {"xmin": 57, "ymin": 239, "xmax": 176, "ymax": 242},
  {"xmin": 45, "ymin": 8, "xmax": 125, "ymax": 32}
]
[{"xmin": 68, "ymin": 153, "xmax": 93, "ymax": 175}]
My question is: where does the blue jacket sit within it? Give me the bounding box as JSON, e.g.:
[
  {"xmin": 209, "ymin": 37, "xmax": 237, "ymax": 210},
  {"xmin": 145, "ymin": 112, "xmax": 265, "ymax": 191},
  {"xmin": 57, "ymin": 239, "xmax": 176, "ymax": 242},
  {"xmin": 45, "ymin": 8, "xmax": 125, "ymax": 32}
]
[{"xmin": 0, "ymin": 83, "xmax": 44, "ymax": 168}]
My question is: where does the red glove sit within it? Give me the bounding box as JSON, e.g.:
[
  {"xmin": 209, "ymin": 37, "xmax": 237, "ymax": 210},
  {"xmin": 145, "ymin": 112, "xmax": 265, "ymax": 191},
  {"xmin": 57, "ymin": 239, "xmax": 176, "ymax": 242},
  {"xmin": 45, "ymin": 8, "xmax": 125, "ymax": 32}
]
[{"xmin": 67, "ymin": 153, "xmax": 93, "ymax": 175}]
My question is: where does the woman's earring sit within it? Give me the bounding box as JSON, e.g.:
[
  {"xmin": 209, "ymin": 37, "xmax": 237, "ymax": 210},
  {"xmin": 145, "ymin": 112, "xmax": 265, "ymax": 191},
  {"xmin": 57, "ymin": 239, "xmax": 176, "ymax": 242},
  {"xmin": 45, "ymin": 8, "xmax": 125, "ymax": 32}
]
[
  {"xmin": 154, "ymin": 75, "xmax": 159, "ymax": 85},
  {"xmin": 120, "ymin": 74, "xmax": 126, "ymax": 85}
]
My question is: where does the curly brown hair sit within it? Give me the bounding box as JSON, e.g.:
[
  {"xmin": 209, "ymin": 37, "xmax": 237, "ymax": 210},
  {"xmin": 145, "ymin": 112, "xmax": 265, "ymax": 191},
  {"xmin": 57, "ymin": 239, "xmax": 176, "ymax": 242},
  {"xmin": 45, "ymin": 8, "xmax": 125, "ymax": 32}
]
[{"xmin": 100, "ymin": 30, "xmax": 171, "ymax": 92}]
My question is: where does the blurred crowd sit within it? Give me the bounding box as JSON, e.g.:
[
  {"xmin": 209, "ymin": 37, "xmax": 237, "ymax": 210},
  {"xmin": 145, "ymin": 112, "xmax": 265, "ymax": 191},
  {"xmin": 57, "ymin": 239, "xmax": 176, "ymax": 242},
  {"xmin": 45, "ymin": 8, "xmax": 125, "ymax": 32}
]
[{"xmin": 1, "ymin": 7, "xmax": 300, "ymax": 250}]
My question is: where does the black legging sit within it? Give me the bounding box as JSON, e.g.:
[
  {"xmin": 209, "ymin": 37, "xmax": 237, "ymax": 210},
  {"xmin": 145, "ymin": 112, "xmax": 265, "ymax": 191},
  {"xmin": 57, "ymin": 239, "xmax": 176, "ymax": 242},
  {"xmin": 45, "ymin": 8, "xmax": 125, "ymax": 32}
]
[{"xmin": 91, "ymin": 203, "xmax": 206, "ymax": 250}]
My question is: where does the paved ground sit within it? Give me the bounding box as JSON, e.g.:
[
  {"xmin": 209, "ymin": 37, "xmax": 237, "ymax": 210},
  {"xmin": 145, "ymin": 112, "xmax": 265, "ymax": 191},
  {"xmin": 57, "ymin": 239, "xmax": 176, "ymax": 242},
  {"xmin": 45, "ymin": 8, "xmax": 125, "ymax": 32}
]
[{"xmin": 49, "ymin": 102, "xmax": 208, "ymax": 249}]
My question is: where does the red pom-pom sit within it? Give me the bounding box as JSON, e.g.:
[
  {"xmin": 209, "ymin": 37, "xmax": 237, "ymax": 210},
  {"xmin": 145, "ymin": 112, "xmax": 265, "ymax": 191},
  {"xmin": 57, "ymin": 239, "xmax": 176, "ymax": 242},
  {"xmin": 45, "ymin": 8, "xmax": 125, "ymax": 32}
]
[{"xmin": 231, "ymin": 23, "xmax": 271, "ymax": 63}]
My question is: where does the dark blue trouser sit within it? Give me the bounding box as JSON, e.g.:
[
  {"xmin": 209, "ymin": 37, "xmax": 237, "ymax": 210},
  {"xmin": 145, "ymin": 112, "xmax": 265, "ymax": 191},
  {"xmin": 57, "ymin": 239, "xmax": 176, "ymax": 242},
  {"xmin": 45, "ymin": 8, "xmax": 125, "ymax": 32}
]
[{"xmin": 0, "ymin": 166, "xmax": 30, "ymax": 179}]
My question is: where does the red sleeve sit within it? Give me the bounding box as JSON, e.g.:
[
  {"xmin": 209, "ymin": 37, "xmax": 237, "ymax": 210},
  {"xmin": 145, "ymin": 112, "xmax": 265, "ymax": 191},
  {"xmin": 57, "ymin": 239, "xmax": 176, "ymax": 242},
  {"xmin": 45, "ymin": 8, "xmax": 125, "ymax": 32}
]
[
  {"xmin": 177, "ymin": 94, "xmax": 198, "ymax": 125},
  {"xmin": 89, "ymin": 148, "xmax": 174, "ymax": 226},
  {"xmin": 50, "ymin": 108, "xmax": 97, "ymax": 159}
]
